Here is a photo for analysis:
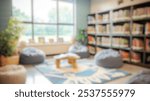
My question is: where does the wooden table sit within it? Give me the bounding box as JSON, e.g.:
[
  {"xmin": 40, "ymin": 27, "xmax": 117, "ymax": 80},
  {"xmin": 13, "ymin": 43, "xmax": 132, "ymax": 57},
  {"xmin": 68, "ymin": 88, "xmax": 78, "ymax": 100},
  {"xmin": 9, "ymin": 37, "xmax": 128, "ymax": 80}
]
[{"xmin": 54, "ymin": 53, "xmax": 80, "ymax": 69}]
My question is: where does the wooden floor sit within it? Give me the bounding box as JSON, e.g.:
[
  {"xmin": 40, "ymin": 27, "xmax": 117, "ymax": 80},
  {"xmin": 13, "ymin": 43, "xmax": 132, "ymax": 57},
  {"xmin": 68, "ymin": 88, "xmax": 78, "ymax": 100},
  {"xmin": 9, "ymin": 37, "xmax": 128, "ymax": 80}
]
[{"xmin": 25, "ymin": 57, "xmax": 149, "ymax": 84}]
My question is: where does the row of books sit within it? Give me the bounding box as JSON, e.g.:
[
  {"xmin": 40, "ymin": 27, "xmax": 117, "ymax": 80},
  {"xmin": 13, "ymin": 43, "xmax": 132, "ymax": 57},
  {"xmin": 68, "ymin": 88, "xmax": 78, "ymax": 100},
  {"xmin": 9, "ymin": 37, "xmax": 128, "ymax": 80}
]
[
  {"xmin": 132, "ymin": 38, "xmax": 144, "ymax": 50},
  {"xmin": 146, "ymin": 38, "xmax": 150, "ymax": 51},
  {"xmin": 112, "ymin": 38, "xmax": 129, "ymax": 48},
  {"xmin": 113, "ymin": 9, "xmax": 130, "ymax": 22},
  {"xmin": 120, "ymin": 51, "xmax": 142, "ymax": 63},
  {"xmin": 132, "ymin": 23, "xmax": 143, "ymax": 35},
  {"xmin": 97, "ymin": 25, "xmax": 110, "ymax": 34},
  {"xmin": 88, "ymin": 16, "xmax": 96, "ymax": 24},
  {"xmin": 101, "ymin": 37, "xmax": 111, "ymax": 46},
  {"xmin": 88, "ymin": 46, "xmax": 95, "ymax": 54},
  {"xmin": 145, "ymin": 22, "xmax": 150, "ymax": 35},
  {"xmin": 97, "ymin": 14, "xmax": 109, "ymax": 23},
  {"xmin": 133, "ymin": 7, "xmax": 150, "ymax": 19},
  {"xmin": 113, "ymin": 23, "xmax": 130, "ymax": 34},
  {"xmin": 87, "ymin": 26, "xmax": 96, "ymax": 34},
  {"xmin": 88, "ymin": 36, "xmax": 96, "ymax": 44}
]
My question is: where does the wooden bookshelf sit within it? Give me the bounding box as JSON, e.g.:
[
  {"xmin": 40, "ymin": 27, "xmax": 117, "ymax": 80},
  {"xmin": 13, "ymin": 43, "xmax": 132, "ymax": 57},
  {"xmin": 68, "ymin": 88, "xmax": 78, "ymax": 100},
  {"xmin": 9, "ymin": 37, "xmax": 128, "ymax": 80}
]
[{"xmin": 87, "ymin": 1, "xmax": 150, "ymax": 67}]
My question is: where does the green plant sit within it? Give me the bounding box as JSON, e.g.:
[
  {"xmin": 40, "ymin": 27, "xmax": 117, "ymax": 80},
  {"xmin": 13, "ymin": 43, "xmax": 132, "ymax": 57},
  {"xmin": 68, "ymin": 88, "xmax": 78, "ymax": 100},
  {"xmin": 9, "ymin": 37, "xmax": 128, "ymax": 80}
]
[
  {"xmin": 0, "ymin": 17, "xmax": 24, "ymax": 56},
  {"xmin": 76, "ymin": 29, "xmax": 88, "ymax": 45}
]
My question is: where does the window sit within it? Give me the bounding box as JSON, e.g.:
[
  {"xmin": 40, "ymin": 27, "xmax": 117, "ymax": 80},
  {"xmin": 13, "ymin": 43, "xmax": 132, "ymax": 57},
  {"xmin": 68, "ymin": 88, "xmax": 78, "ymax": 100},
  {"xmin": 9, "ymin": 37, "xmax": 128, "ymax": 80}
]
[{"xmin": 12, "ymin": 0, "xmax": 75, "ymax": 43}]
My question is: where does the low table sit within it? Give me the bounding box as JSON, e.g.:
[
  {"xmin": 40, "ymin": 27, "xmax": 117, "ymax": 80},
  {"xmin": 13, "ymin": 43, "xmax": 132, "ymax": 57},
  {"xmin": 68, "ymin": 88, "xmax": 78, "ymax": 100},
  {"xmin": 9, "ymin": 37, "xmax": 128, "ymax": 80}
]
[{"xmin": 54, "ymin": 53, "xmax": 80, "ymax": 69}]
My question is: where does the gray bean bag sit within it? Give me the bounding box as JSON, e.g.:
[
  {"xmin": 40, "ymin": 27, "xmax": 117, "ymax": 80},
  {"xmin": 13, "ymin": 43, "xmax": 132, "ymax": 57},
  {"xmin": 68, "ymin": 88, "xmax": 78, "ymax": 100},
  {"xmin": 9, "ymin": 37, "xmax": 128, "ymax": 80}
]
[
  {"xmin": 68, "ymin": 44, "xmax": 89, "ymax": 58},
  {"xmin": 127, "ymin": 70, "xmax": 150, "ymax": 84},
  {"xmin": 94, "ymin": 49, "xmax": 123, "ymax": 68},
  {"xmin": 20, "ymin": 47, "xmax": 45, "ymax": 64}
]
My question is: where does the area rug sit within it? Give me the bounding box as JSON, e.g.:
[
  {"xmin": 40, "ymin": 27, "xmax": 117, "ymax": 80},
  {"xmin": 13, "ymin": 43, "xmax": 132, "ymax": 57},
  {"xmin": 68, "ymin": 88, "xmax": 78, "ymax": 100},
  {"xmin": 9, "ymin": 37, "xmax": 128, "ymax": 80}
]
[{"xmin": 35, "ymin": 59, "xmax": 130, "ymax": 84}]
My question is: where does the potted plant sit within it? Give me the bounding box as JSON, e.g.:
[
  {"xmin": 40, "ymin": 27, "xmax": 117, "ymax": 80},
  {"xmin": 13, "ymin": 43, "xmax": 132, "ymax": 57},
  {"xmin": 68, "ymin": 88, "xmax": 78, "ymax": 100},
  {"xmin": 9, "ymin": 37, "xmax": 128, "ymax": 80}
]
[
  {"xmin": 0, "ymin": 17, "xmax": 24, "ymax": 66},
  {"xmin": 76, "ymin": 29, "xmax": 88, "ymax": 45}
]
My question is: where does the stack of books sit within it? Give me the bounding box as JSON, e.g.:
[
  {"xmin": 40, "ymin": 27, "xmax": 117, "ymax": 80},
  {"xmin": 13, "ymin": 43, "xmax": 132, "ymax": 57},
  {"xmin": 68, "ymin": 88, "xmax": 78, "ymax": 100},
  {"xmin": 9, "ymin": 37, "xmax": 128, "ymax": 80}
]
[
  {"xmin": 145, "ymin": 22, "xmax": 150, "ymax": 35},
  {"xmin": 88, "ymin": 16, "xmax": 96, "ymax": 24},
  {"xmin": 146, "ymin": 54, "xmax": 150, "ymax": 63},
  {"xmin": 87, "ymin": 26, "xmax": 96, "ymax": 34},
  {"xmin": 131, "ymin": 52, "xmax": 141, "ymax": 63},
  {"xmin": 88, "ymin": 36, "xmax": 96, "ymax": 44},
  {"xmin": 97, "ymin": 13, "xmax": 109, "ymax": 23},
  {"xmin": 113, "ymin": 23, "xmax": 130, "ymax": 34},
  {"xmin": 97, "ymin": 37, "xmax": 101, "ymax": 45},
  {"xmin": 112, "ymin": 38, "xmax": 129, "ymax": 48},
  {"xmin": 133, "ymin": 7, "xmax": 150, "ymax": 19},
  {"xmin": 132, "ymin": 23, "xmax": 143, "ymax": 35},
  {"xmin": 101, "ymin": 37, "xmax": 111, "ymax": 46},
  {"xmin": 146, "ymin": 38, "xmax": 150, "ymax": 51},
  {"xmin": 113, "ymin": 9, "xmax": 130, "ymax": 22},
  {"xmin": 132, "ymin": 38, "xmax": 144, "ymax": 50},
  {"xmin": 97, "ymin": 25, "xmax": 110, "ymax": 34},
  {"xmin": 88, "ymin": 46, "xmax": 95, "ymax": 54},
  {"xmin": 119, "ymin": 50, "xmax": 130, "ymax": 62}
]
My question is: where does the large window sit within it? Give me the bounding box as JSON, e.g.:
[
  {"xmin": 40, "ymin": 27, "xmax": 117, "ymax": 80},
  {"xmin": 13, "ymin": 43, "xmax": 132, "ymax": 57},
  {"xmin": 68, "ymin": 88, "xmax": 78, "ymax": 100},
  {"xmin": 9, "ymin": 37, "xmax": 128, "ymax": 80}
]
[{"xmin": 12, "ymin": 0, "xmax": 75, "ymax": 43}]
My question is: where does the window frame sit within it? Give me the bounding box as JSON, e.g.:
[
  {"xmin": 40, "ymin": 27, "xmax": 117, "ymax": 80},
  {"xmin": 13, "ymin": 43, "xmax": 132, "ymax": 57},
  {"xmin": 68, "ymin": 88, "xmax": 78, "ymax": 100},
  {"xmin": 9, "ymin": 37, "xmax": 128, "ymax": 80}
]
[{"xmin": 12, "ymin": 0, "xmax": 75, "ymax": 42}]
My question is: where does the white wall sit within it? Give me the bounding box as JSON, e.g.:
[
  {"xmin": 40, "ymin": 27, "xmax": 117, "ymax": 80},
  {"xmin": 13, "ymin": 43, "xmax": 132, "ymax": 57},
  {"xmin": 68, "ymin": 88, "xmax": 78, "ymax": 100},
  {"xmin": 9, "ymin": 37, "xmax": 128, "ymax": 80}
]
[{"xmin": 91, "ymin": 0, "xmax": 150, "ymax": 13}]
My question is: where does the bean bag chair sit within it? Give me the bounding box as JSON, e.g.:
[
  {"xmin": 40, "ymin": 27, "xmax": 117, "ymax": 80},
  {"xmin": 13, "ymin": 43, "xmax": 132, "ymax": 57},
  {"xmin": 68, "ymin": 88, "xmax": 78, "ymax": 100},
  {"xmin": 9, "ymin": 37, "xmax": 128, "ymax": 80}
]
[
  {"xmin": 94, "ymin": 49, "xmax": 123, "ymax": 68},
  {"xmin": 0, "ymin": 65, "xmax": 27, "ymax": 84},
  {"xmin": 20, "ymin": 47, "xmax": 45, "ymax": 64},
  {"xmin": 127, "ymin": 70, "xmax": 150, "ymax": 84},
  {"xmin": 68, "ymin": 43, "xmax": 89, "ymax": 58}
]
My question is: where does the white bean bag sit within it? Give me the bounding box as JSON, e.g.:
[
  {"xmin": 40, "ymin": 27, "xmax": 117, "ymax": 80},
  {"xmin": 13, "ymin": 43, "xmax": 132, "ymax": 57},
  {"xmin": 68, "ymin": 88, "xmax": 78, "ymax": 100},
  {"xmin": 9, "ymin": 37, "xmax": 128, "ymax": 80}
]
[
  {"xmin": 20, "ymin": 47, "xmax": 45, "ymax": 64},
  {"xmin": 0, "ymin": 65, "xmax": 27, "ymax": 84},
  {"xmin": 95, "ymin": 49, "xmax": 123, "ymax": 68}
]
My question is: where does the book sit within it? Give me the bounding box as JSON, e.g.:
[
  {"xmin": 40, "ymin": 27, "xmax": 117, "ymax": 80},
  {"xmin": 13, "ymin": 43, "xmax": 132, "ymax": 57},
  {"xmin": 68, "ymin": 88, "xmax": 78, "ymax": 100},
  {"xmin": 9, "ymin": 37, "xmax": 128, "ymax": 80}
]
[
  {"xmin": 133, "ymin": 7, "xmax": 150, "ymax": 19},
  {"xmin": 113, "ymin": 23, "xmax": 130, "ymax": 34},
  {"xmin": 132, "ymin": 38, "xmax": 144, "ymax": 50},
  {"xmin": 131, "ymin": 52, "xmax": 141, "ymax": 63},
  {"xmin": 101, "ymin": 37, "xmax": 111, "ymax": 46},
  {"xmin": 145, "ymin": 22, "xmax": 150, "ymax": 35},
  {"xmin": 132, "ymin": 23, "xmax": 143, "ymax": 35},
  {"xmin": 88, "ymin": 15, "xmax": 96, "ymax": 24},
  {"xmin": 119, "ymin": 50, "xmax": 130, "ymax": 61},
  {"xmin": 113, "ymin": 9, "xmax": 130, "ymax": 22},
  {"xmin": 97, "ymin": 24, "xmax": 110, "ymax": 34},
  {"xmin": 87, "ymin": 26, "xmax": 96, "ymax": 34},
  {"xmin": 97, "ymin": 13, "xmax": 109, "ymax": 23},
  {"xmin": 146, "ymin": 38, "xmax": 150, "ymax": 51},
  {"xmin": 88, "ymin": 36, "xmax": 96, "ymax": 44},
  {"xmin": 88, "ymin": 46, "xmax": 95, "ymax": 54},
  {"xmin": 112, "ymin": 38, "xmax": 129, "ymax": 48}
]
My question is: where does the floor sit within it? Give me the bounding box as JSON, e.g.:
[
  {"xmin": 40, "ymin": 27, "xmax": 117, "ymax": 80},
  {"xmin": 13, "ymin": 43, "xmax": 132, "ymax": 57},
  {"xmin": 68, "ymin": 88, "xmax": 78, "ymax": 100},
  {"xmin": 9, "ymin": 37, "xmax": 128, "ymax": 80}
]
[{"xmin": 25, "ymin": 57, "xmax": 149, "ymax": 84}]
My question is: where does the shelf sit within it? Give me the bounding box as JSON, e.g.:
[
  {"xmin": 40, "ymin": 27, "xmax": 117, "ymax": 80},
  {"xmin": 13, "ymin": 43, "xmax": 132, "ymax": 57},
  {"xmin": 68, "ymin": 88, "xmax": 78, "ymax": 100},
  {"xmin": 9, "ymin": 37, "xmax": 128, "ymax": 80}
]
[
  {"xmin": 113, "ymin": 20, "xmax": 130, "ymax": 24},
  {"xmin": 132, "ymin": 16, "xmax": 150, "ymax": 22},
  {"xmin": 87, "ymin": 33, "xmax": 96, "ymax": 36},
  {"xmin": 88, "ymin": 43, "xmax": 96, "ymax": 47},
  {"xmin": 87, "ymin": 1, "xmax": 150, "ymax": 67},
  {"xmin": 88, "ymin": 23, "xmax": 96, "ymax": 26},
  {"xmin": 112, "ymin": 34, "xmax": 130, "ymax": 37},
  {"xmin": 96, "ymin": 34, "xmax": 110, "ymax": 36},
  {"xmin": 97, "ymin": 45, "xmax": 111, "ymax": 48},
  {"xmin": 132, "ymin": 34, "xmax": 145, "ymax": 38}
]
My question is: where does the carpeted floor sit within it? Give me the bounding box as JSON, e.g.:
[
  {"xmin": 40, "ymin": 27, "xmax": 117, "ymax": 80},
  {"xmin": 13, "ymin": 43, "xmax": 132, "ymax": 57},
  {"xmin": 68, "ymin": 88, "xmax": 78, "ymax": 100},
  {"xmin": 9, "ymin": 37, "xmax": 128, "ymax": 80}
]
[{"xmin": 35, "ymin": 59, "xmax": 130, "ymax": 84}]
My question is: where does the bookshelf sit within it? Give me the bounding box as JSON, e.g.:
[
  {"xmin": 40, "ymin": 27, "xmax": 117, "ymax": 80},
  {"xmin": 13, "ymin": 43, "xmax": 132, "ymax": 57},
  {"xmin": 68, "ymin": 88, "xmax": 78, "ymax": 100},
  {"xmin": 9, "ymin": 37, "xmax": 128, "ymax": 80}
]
[{"xmin": 87, "ymin": 1, "xmax": 150, "ymax": 67}]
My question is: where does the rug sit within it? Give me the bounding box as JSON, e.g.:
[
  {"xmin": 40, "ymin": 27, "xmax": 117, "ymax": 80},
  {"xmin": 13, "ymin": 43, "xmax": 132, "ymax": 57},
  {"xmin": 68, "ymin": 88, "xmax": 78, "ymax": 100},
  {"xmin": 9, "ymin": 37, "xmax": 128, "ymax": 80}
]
[{"xmin": 35, "ymin": 59, "xmax": 130, "ymax": 84}]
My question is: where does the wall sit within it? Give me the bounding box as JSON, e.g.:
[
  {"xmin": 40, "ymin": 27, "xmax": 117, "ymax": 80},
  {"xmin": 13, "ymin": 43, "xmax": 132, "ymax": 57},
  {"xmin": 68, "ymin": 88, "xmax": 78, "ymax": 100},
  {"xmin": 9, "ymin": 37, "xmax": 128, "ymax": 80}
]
[
  {"xmin": 91, "ymin": 0, "xmax": 150, "ymax": 13},
  {"xmin": 0, "ymin": 0, "xmax": 12, "ymax": 31},
  {"xmin": 76, "ymin": 0, "xmax": 91, "ymax": 34}
]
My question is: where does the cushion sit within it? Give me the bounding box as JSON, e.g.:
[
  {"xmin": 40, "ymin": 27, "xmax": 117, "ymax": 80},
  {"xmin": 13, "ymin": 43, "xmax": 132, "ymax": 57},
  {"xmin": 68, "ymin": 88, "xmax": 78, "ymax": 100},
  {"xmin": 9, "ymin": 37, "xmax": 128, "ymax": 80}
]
[
  {"xmin": 0, "ymin": 65, "xmax": 27, "ymax": 84},
  {"xmin": 127, "ymin": 70, "xmax": 150, "ymax": 84},
  {"xmin": 20, "ymin": 47, "xmax": 45, "ymax": 64},
  {"xmin": 95, "ymin": 49, "xmax": 123, "ymax": 68}
]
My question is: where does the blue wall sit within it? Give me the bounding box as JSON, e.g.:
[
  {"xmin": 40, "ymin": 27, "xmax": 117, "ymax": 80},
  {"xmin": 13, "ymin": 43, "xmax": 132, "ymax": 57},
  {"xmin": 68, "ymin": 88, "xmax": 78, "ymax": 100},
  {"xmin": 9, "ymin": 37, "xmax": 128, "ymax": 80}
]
[{"xmin": 76, "ymin": 0, "xmax": 91, "ymax": 34}]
